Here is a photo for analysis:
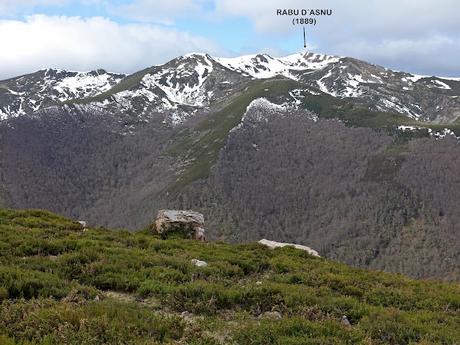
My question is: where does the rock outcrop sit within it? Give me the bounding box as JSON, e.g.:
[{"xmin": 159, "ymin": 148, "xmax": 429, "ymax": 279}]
[
  {"xmin": 191, "ymin": 259, "xmax": 208, "ymax": 267},
  {"xmin": 154, "ymin": 210, "xmax": 206, "ymax": 241},
  {"xmin": 258, "ymin": 239, "xmax": 320, "ymax": 257}
]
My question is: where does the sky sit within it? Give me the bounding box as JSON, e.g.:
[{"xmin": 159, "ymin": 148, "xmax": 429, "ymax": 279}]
[{"xmin": 0, "ymin": 0, "xmax": 459, "ymax": 79}]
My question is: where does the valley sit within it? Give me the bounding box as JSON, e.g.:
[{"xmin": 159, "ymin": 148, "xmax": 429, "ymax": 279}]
[{"xmin": 1, "ymin": 52, "xmax": 460, "ymax": 282}]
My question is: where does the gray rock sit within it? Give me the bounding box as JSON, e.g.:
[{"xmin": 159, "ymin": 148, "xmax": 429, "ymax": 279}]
[
  {"xmin": 191, "ymin": 259, "xmax": 208, "ymax": 267},
  {"xmin": 259, "ymin": 311, "xmax": 282, "ymax": 320},
  {"xmin": 258, "ymin": 239, "xmax": 320, "ymax": 257},
  {"xmin": 341, "ymin": 315, "xmax": 351, "ymax": 326},
  {"xmin": 154, "ymin": 210, "xmax": 206, "ymax": 241},
  {"xmin": 180, "ymin": 311, "xmax": 194, "ymax": 322}
]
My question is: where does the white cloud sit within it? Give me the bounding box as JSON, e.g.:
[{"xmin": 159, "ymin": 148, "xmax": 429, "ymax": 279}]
[
  {"xmin": 1, "ymin": 1, "xmax": 459, "ymax": 77},
  {"xmin": 215, "ymin": 0, "xmax": 460, "ymax": 35},
  {"xmin": 0, "ymin": 15, "xmax": 221, "ymax": 79},
  {"xmin": 340, "ymin": 35, "xmax": 460, "ymax": 77},
  {"xmin": 214, "ymin": 0, "xmax": 460, "ymax": 76},
  {"xmin": 110, "ymin": 0, "xmax": 202, "ymax": 25}
]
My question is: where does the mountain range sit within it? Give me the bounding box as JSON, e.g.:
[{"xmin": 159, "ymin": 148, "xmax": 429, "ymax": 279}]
[
  {"xmin": 2, "ymin": 52, "xmax": 460, "ymax": 123},
  {"xmin": 1, "ymin": 51, "xmax": 460, "ymax": 282}
]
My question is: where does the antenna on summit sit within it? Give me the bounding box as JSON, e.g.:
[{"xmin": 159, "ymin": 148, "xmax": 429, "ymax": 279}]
[{"xmin": 303, "ymin": 26, "xmax": 307, "ymax": 49}]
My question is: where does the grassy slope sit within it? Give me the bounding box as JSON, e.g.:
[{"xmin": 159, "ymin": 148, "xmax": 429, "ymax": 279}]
[
  {"xmin": 0, "ymin": 209, "xmax": 459, "ymax": 344},
  {"xmin": 299, "ymin": 92, "xmax": 460, "ymax": 134}
]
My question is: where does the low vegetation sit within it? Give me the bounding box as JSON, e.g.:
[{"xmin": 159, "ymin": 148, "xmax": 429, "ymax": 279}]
[
  {"xmin": 0, "ymin": 209, "xmax": 459, "ymax": 344},
  {"xmin": 300, "ymin": 92, "xmax": 460, "ymax": 135}
]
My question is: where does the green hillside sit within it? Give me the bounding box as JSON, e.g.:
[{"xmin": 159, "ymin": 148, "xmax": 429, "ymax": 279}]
[{"xmin": 0, "ymin": 209, "xmax": 459, "ymax": 344}]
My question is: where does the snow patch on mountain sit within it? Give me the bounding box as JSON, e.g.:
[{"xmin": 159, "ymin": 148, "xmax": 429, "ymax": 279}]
[
  {"xmin": 111, "ymin": 88, "xmax": 159, "ymax": 110},
  {"xmin": 431, "ymin": 80, "xmax": 451, "ymax": 90},
  {"xmin": 398, "ymin": 125, "xmax": 419, "ymax": 131},
  {"xmin": 6, "ymin": 89, "xmax": 25, "ymax": 96},
  {"xmin": 0, "ymin": 69, "xmax": 125, "ymax": 120},
  {"xmin": 378, "ymin": 97, "xmax": 419, "ymax": 118},
  {"xmin": 142, "ymin": 55, "xmax": 214, "ymax": 108},
  {"xmin": 2, "ymin": 51, "xmax": 460, "ymax": 124},
  {"xmin": 282, "ymin": 52, "xmax": 340, "ymax": 70},
  {"xmin": 166, "ymin": 109, "xmax": 197, "ymax": 126},
  {"xmin": 228, "ymin": 98, "xmax": 285, "ymax": 134},
  {"xmin": 316, "ymin": 70, "xmax": 385, "ymax": 99},
  {"xmin": 215, "ymin": 52, "xmax": 340, "ymax": 80},
  {"xmin": 244, "ymin": 98, "xmax": 284, "ymax": 123},
  {"xmin": 246, "ymin": 97, "xmax": 286, "ymax": 113},
  {"xmin": 397, "ymin": 125, "xmax": 459, "ymax": 140},
  {"xmin": 405, "ymin": 74, "xmax": 428, "ymax": 83},
  {"xmin": 402, "ymin": 75, "xmax": 455, "ymax": 90},
  {"xmin": 429, "ymin": 128, "xmax": 459, "ymax": 139},
  {"xmin": 231, "ymin": 97, "xmax": 318, "ymax": 135},
  {"xmin": 53, "ymin": 72, "xmax": 122, "ymax": 101}
]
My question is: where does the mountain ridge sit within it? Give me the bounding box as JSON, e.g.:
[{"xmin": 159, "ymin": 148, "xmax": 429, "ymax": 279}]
[
  {"xmin": 2, "ymin": 51, "xmax": 460, "ymax": 123},
  {"xmin": 0, "ymin": 68, "xmax": 125, "ymax": 120}
]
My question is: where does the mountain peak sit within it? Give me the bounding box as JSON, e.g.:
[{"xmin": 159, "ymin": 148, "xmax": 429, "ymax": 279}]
[
  {"xmin": 181, "ymin": 52, "xmax": 213, "ymax": 59},
  {"xmin": 1, "ymin": 51, "xmax": 460, "ymax": 123},
  {"xmin": 213, "ymin": 51, "xmax": 340, "ymax": 79}
]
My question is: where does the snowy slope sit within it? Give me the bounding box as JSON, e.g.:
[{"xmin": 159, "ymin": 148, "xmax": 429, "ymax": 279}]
[
  {"xmin": 52, "ymin": 70, "xmax": 124, "ymax": 101},
  {"xmin": 215, "ymin": 52, "xmax": 340, "ymax": 79},
  {"xmin": 0, "ymin": 69, "xmax": 125, "ymax": 120},
  {"xmin": 87, "ymin": 52, "xmax": 339, "ymax": 124},
  {"xmin": 1, "ymin": 51, "xmax": 460, "ymax": 124},
  {"xmin": 134, "ymin": 53, "xmax": 215, "ymax": 108},
  {"xmin": 90, "ymin": 53, "xmax": 249, "ymax": 125}
]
